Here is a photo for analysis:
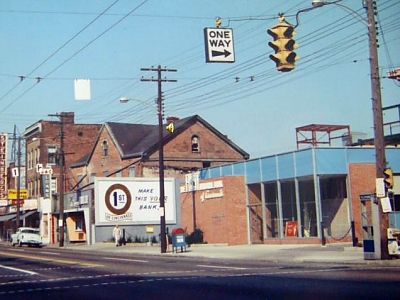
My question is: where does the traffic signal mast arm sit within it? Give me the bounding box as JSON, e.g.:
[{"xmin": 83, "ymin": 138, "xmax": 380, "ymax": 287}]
[{"xmin": 267, "ymin": 15, "xmax": 298, "ymax": 72}]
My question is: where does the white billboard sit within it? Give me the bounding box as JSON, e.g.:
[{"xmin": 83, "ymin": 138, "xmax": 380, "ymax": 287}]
[{"xmin": 94, "ymin": 177, "xmax": 177, "ymax": 225}]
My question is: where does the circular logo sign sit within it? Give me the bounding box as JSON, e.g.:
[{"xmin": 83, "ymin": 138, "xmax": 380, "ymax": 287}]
[{"xmin": 105, "ymin": 184, "xmax": 132, "ymax": 215}]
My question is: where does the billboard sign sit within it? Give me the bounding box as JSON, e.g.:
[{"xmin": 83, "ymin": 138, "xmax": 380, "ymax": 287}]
[{"xmin": 95, "ymin": 177, "xmax": 177, "ymax": 225}]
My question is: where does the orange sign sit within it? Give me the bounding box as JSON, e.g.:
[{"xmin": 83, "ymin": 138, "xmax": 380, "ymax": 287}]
[{"xmin": 285, "ymin": 221, "xmax": 298, "ymax": 237}]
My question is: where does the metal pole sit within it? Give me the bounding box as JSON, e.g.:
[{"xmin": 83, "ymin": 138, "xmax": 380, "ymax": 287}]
[{"xmin": 192, "ymin": 181, "xmax": 197, "ymax": 231}]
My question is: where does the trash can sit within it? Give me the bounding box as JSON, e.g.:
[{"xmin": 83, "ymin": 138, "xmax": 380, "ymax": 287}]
[{"xmin": 171, "ymin": 228, "xmax": 186, "ymax": 253}]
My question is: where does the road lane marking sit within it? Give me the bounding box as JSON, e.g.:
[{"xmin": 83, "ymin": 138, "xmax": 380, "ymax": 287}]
[
  {"xmin": 0, "ymin": 264, "xmax": 37, "ymax": 275},
  {"xmin": 0, "ymin": 251, "xmax": 102, "ymax": 267},
  {"xmin": 197, "ymin": 264, "xmax": 247, "ymax": 270},
  {"xmin": 103, "ymin": 257, "xmax": 149, "ymax": 263},
  {"xmin": 40, "ymin": 251, "xmax": 60, "ymax": 256}
]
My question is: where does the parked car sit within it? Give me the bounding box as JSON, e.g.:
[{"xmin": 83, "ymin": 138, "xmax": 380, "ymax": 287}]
[{"xmin": 11, "ymin": 227, "xmax": 42, "ymax": 247}]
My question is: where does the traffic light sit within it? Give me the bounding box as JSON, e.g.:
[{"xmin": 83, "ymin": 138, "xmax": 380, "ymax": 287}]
[
  {"xmin": 267, "ymin": 17, "xmax": 298, "ymax": 72},
  {"xmin": 384, "ymin": 168, "xmax": 394, "ymax": 190}
]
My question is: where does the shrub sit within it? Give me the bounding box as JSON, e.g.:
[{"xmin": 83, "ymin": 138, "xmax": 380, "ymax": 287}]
[{"xmin": 186, "ymin": 228, "xmax": 204, "ymax": 245}]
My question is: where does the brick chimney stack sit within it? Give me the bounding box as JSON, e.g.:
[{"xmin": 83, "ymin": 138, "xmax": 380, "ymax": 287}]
[{"xmin": 166, "ymin": 116, "xmax": 179, "ymax": 123}]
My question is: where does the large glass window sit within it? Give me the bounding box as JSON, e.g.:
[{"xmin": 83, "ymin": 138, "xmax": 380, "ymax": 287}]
[
  {"xmin": 281, "ymin": 180, "xmax": 298, "ymax": 237},
  {"xmin": 299, "ymin": 178, "xmax": 318, "ymax": 237},
  {"xmin": 320, "ymin": 176, "xmax": 350, "ymax": 238},
  {"xmin": 265, "ymin": 182, "xmax": 279, "ymax": 238}
]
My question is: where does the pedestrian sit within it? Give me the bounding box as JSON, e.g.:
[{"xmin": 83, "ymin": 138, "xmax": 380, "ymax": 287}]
[{"xmin": 113, "ymin": 225, "xmax": 121, "ymax": 247}]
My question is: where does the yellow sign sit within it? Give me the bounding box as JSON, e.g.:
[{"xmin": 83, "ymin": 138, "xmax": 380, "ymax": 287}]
[{"xmin": 8, "ymin": 189, "xmax": 28, "ymax": 199}]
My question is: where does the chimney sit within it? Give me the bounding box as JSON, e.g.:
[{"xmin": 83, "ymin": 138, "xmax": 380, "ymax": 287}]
[
  {"xmin": 60, "ymin": 112, "xmax": 75, "ymax": 124},
  {"xmin": 166, "ymin": 116, "xmax": 179, "ymax": 123}
]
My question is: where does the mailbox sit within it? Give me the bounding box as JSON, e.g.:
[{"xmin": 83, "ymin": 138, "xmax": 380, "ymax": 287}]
[{"xmin": 171, "ymin": 228, "xmax": 186, "ymax": 253}]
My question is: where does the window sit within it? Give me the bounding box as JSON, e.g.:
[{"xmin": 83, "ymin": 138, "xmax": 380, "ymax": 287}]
[
  {"xmin": 129, "ymin": 166, "xmax": 136, "ymax": 177},
  {"xmin": 203, "ymin": 161, "xmax": 211, "ymax": 168},
  {"xmin": 47, "ymin": 145, "xmax": 57, "ymax": 165},
  {"xmin": 35, "ymin": 148, "xmax": 40, "ymax": 165},
  {"xmin": 27, "ymin": 151, "xmax": 32, "ymax": 169},
  {"xmin": 77, "ymin": 174, "xmax": 84, "ymax": 189},
  {"xmin": 75, "ymin": 219, "xmax": 83, "ymax": 231},
  {"xmin": 102, "ymin": 140, "xmax": 108, "ymax": 157},
  {"xmin": 191, "ymin": 135, "xmax": 200, "ymax": 153},
  {"xmin": 90, "ymin": 173, "xmax": 96, "ymax": 183}
]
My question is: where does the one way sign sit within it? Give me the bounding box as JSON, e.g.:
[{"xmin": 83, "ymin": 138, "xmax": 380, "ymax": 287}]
[{"xmin": 204, "ymin": 27, "xmax": 235, "ymax": 63}]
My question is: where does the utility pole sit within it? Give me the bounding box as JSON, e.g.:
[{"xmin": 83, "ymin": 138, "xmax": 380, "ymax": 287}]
[
  {"xmin": 311, "ymin": 0, "xmax": 389, "ymax": 260},
  {"xmin": 365, "ymin": 0, "xmax": 389, "ymax": 260},
  {"xmin": 9, "ymin": 130, "xmax": 23, "ymax": 230},
  {"xmin": 140, "ymin": 65, "xmax": 177, "ymax": 253},
  {"xmin": 16, "ymin": 137, "xmax": 22, "ymax": 229},
  {"xmin": 49, "ymin": 113, "xmax": 65, "ymax": 247}
]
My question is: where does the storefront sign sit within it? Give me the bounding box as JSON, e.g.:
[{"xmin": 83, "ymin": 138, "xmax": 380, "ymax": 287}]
[
  {"xmin": 0, "ymin": 134, "xmax": 7, "ymax": 200},
  {"xmin": 285, "ymin": 221, "xmax": 298, "ymax": 237}
]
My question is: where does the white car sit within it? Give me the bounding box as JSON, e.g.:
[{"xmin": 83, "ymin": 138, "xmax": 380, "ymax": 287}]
[{"xmin": 11, "ymin": 227, "xmax": 42, "ymax": 247}]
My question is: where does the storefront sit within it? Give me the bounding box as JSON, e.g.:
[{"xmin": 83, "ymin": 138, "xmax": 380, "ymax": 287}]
[{"xmin": 180, "ymin": 147, "xmax": 400, "ymax": 245}]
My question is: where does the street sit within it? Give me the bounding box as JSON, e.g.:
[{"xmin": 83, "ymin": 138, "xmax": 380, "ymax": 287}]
[{"xmin": 0, "ymin": 244, "xmax": 399, "ymax": 300}]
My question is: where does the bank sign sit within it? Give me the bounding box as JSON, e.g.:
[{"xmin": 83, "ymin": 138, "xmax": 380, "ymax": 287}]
[{"xmin": 95, "ymin": 177, "xmax": 177, "ymax": 225}]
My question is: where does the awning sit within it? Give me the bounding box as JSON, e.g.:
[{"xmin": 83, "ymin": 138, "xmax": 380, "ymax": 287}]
[
  {"xmin": 12, "ymin": 210, "xmax": 37, "ymax": 221},
  {"xmin": 0, "ymin": 214, "xmax": 16, "ymax": 222}
]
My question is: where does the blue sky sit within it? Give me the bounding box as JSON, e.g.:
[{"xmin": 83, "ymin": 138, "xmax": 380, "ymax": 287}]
[{"xmin": 0, "ymin": 0, "xmax": 399, "ymax": 160}]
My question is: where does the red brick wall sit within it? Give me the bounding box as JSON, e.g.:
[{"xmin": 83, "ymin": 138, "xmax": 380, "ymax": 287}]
[
  {"xmin": 26, "ymin": 117, "xmax": 101, "ymax": 196},
  {"xmin": 162, "ymin": 122, "xmax": 246, "ymax": 169},
  {"xmin": 73, "ymin": 120, "xmax": 247, "ymax": 186},
  {"xmin": 348, "ymin": 163, "xmax": 375, "ymax": 241},
  {"xmin": 248, "ymin": 184, "xmax": 263, "ymax": 243},
  {"xmin": 84, "ymin": 126, "xmax": 138, "ymax": 178},
  {"xmin": 181, "ymin": 176, "xmax": 247, "ymax": 245}
]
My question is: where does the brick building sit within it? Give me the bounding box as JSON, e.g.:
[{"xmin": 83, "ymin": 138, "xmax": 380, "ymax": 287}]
[
  {"xmin": 64, "ymin": 114, "xmax": 249, "ymax": 243},
  {"xmin": 23, "ymin": 112, "xmax": 101, "ymax": 244}
]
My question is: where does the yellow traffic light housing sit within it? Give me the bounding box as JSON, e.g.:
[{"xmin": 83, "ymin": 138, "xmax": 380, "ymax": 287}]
[
  {"xmin": 267, "ymin": 17, "xmax": 298, "ymax": 72},
  {"xmin": 384, "ymin": 168, "xmax": 394, "ymax": 190}
]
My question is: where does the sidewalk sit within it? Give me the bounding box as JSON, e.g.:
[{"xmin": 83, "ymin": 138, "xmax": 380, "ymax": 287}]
[{"xmin": 47, "ymin": 241, "xmax": 400, "ymax": 265}]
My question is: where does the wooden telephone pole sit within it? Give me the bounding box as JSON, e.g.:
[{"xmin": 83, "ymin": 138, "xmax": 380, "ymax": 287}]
[
  {"xmin": 140, "ymin": 65, "xmax": 177, "ymax": 253},
  {"xmin": 365, "ymin": 0, "xmax": 389, "ymax": 260}
]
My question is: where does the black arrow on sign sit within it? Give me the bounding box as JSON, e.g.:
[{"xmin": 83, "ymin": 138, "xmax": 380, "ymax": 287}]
[{"xmin": 212, "ymin": 49, "xmax": 231, "ymax": 58}]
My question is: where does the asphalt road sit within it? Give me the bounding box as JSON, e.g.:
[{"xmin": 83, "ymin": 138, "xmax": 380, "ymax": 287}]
[{"xmin": 0, "ymin": 244, "xmax": 399, "ymax": 300}]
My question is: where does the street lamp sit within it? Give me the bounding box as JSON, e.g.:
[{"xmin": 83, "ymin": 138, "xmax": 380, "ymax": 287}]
[
  {"xmin": 311, "ymin": 0, "xmax": 388, "ymax": 259},
  {"xmin": 119, "ymin": 97, "xmax": 157, "ymax": 111}
]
